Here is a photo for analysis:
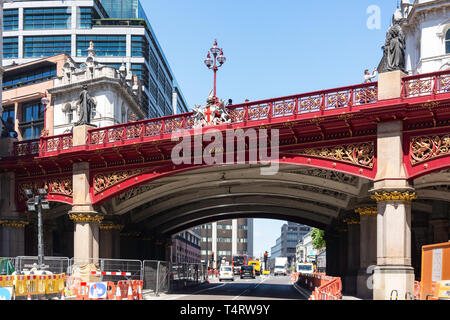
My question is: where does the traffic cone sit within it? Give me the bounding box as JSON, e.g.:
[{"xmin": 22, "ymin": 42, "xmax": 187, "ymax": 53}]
[
  {"xmin": 127, "ymin": 282, "xmax": 133, "ymax": 300},
  {"xmin": 27, "ymin": 291, "xmax": 32, "ymax": 300},
  {"xmin": 136, "ymin": 282, "xmax": 142, "ymax": 300},
  {"xmin": 61, "ymin": 289, "xmax": 65, "ymax": 300},
  {"xmin": 115, "ymin": 285, "xmax": 122, "ymax": 300}
]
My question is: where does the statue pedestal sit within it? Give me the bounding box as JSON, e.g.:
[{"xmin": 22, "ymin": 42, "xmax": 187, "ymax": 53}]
[
  {"xmin": 378, "ymin": 70, "xmax": 407, "ymax": 101},
  {"xmin": 73, "ymin": 125, "xmax": 96, "ymax": 147},
  {"xmin": 0, "ymin": 138, "xmax": 18, "ymax": 157}
]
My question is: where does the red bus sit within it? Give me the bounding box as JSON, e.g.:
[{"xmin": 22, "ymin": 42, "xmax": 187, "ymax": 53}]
[{"xmin": 232, "ymin": 255, "xmax": 249, "ymax": 275}]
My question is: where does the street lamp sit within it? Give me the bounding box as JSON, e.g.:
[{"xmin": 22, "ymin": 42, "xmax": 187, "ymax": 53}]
[
  {"xmin": 25, "ymin": 188, "xmax": 50, "ymax": 270},
  {"xmin": 204, "ymin": 39, "xmax": 226, "ymax": 100}
]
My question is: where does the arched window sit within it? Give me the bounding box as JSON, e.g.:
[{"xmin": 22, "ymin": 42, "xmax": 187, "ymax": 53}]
[{"xmin": 446, "ymin": 29, "xmax": 450, "ymax": 54}]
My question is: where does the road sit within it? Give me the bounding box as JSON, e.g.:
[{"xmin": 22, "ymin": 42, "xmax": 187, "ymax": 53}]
[{"xmin": 151, "ymin": 275, "xmax": 308, "ymax": 300}]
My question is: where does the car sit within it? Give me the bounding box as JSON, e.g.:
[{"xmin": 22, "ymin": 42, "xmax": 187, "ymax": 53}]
[
  {"xmin": 240, "ymin": 265, "xmax": 255, "ymax": 279},
  {"xmin": 219, "ymin": 266, "xmax": 234, "ymax": 281}
]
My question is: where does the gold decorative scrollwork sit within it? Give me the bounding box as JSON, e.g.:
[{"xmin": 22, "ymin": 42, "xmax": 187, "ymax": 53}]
[
  {"xmin": 410, "ymin": 134, "xmax": 450, "ymax": 165},
  {"xmin": 0, "ymin": 220, "xmax": 29, "ymax": 228},
  {"xmin": 18, "ymin": 177, "xmax": 73, "ymax": 200},
  {"xmin": 343, "ymin": 218, "xmax": 360, "ymax": 225},
  {"xmin": 94, "ymin": 168, "xmax": 148, "ymax": 194},
  {"xmin": 370, "ymin": 191, "xmax": 417, "ymax": 202},
  {"xmin": 355, "ymin": 207, "xmax": 377, "ymax": 216},
  {"xmin": 288, "ymin": 142, "xmax": 374, "ymax": 168},
  {"xmin": 68, "ymin": 213, "xmax": 104, "ymax": 223},
  {"xmin": 99, "ymin": 223, "xmax": 123, "ymax": 231}
]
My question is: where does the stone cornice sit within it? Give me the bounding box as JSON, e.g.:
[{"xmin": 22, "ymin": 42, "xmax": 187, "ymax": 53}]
[
  {"xmin": 403, "ymin": 0, "xmax": 450, "ymax": 29},
  {"xmin": 371, "ymin": 191, "xmax": 418, "ymax": 203}
]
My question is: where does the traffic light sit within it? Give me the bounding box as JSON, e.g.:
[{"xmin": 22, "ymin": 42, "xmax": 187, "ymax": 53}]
[{"xmin": 264, "ymin": 251, "xmax": 268, "ymax": 270}]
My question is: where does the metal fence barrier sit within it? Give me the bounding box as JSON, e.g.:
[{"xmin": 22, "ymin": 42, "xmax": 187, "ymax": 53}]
[
  {"xmin": 15, "ymin": 256, "xmax": 70, "ymax": 275},
  {"xmin": 2, "ymin": 256, "xmax": 208, "ymax": 299},
  {"xmin": 142, "ymin": 261, "xmax": 208, "ymax": 296}
]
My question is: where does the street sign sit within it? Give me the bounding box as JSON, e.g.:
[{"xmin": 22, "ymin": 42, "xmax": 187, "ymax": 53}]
[
  {"xmin": 88, "ymin": 282, "xmax": 107, "ymax": 299},
  {"xmin": 0, "ymin": 287, "xmax": 13, "ymax": 300}
]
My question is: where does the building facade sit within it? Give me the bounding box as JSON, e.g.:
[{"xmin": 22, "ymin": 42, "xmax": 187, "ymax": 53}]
[
  {"xmin": 171, "ymin": 229, "xmax": 201, "ymax": 264},
  {"xmin": 2, "ymin": 54, "xmax": 74, "ymax": 140},
  {"xmin": 2, "ymin": 0, "xmax": 189, "ymax": 119},
  {"xmin": 196, "ymin": 219, "xmax": 253, "ymax": 268},
  {"xmin": 295, "ymin": 230, "xmax": 316, "ymax": 263},
  {"xmin": 400, "ymin": 0, "xmax": 450, "ymax": 74},
  {"xmin": 269, "ymin": 222, "xmax": 311, "ymax": 266}
]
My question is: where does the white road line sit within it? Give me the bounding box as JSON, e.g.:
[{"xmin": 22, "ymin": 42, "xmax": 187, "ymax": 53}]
[
  {"xmin": 232, "ymin": 278, "xmax": 267, "ymax": 300},
  {"xmin": 163, "ymin": 283, "xmax": 228, "ymax": 300}
]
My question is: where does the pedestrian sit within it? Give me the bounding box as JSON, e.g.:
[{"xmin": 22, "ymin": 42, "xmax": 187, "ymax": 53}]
[{"xmin": 364, "ymin": 68, "xmax": 378, "ymax": 83}]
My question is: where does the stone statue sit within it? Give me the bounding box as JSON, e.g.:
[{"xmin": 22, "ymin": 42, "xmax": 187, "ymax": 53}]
[
  {"xmin": 0, "ymin": 117, "xmax": 18, "ymax": 139},
  {"xmin": 213, "ymin": 100, "xmax": 231, "ymax": 125},
  {"xmin": 75, "ymin": 85, "xmax": 96, "ymax": 126},
  {"xmin": 378, "ymin": 11, "xmax": 406, "ymax": 73}
]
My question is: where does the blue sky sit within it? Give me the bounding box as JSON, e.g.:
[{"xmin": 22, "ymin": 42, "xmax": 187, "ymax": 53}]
[{"xmin": 141, "ymin": 0, "xmax": 398, "ymax": 257}]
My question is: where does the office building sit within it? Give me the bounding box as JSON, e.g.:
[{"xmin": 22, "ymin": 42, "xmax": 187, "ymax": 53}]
[
  {"xmin": 2, "ymin": 0, "xmax": 189, "ymax": 120},
  {"xmin": 269, "ymin": 222, "xmax": 311, "ymax": 266},
  {"xmin": 195, "ymin": 219, "xmax": 254, "ymax": 268}
]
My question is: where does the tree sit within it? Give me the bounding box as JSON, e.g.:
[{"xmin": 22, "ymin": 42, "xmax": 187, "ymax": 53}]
[{"xmin": 311, "ymin": 228, "xmax": 326, "ymax": 250}]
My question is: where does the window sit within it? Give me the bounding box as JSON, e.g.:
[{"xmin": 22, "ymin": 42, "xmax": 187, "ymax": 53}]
[
  {"xmin": 78, "ymin": 7, "xmax": 99, "ymax": 29},
  {"xmin": 218, "ymin": 251, "xmax": 232, "ymax": 256},
  {"xmin": 3, "ymin": 37, "xmax": 18, "ymax": 59},
  {"xmin": 131, "ymin": 36, "xmax": 149, "ymax": 60},
  {"xmin": 238, "ymin": 238, "xmax": 248, "ymax": 243},
  {"xmin": 24, "ymin": 36, "xmax": 71, "ymax": 58},
  {"xmin": 24, "ymin": 7, "xmax": 71, "ymax": 30},
  {"xmin": 131, "ymin": 63, "xmax": 149, "ymax": 89},
  {"xmin": 287, "ymin": 233, "xmax": 298, "ymax": 240},
  {"xmin": 217, "ymin": 224, "xmax": 232, "ymax": 230},
  {"xmin": 3, "ymin": 65, "xmax": 57, "ymax": 90},
  {"xmin": 446, "ymin": 29, "xmax": 450, "ymax": 54},
  {"xmin": 20, "ymin": 101, "xmax": 44, "ymax": 140},
  {"xmin": 3, "ymin": 9, "xmax": 18, "ymax": 31},
  {"xmin": 76, "ymin": 35, "xmax": 126, "ymax": 57},
  {"xmin": 238, "ymin": 225, "xmax": 248, "ymax": 230},
  {"xmin": 149, "ymin": 76, "xmax": 158, "ymax": 101},
  {"xmin": 217, "ymin": 237, "xmax": 232, "ymax": 243},
  {"xmin": 2, "ymin": 105, "xmax": 15, "ymax": 137}
]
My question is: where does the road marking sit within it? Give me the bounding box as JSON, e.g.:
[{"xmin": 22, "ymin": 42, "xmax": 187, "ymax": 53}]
[
  {"xmin": 232, "ymin": 278, "xmax": 267, "ymax": 300},
  {"xmin": 163, "ymin": 283, "xmax": 228, "ymax": 300}
]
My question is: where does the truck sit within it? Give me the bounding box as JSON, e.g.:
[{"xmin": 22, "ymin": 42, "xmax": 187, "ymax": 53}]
[
  {"xmin": 248, "ymin": 260, "xmax": 261, "ymax": 276},
  {"xmin": 274, "ymin": 257, "xmax": 288, "ymax": 276}
]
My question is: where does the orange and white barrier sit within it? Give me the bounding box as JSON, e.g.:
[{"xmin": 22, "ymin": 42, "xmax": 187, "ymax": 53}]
[{"xmin": 299, "ymin": 272, "xmax": 342, "ymax": 300}]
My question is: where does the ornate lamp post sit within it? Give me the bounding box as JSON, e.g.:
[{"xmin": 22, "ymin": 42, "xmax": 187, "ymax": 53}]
[
  {"xmin": 25, "ymin": 188, "xmax": 50, "ymax": 270},
  {"xmin": 204, "ymin": 39, "xmax": 226, "ymax": 100}
]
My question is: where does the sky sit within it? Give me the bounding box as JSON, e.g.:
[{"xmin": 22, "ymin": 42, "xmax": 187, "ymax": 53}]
[{"xmin": 141, "ymin": 0, "xmax": 399, "ymax": 258}]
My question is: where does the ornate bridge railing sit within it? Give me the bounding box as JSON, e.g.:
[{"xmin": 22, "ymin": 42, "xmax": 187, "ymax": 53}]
[
  {"xmin": 85, "ymin": 81, "xmax": 379, "ymax": 148},
  {"xmin": 402, "ymin": 69, "xmax": 450, "ymax": 98},
  {"xmin": 9, "ymin": 69, "xmax": 450, "ymax": 157},
  {"xmin": 12, "ymin": 139, "xmax": 40, "ymax": 157}
]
